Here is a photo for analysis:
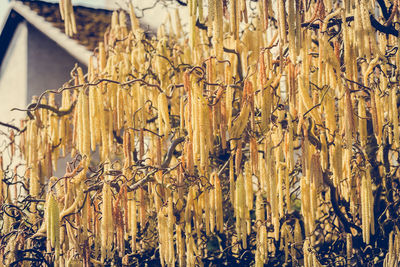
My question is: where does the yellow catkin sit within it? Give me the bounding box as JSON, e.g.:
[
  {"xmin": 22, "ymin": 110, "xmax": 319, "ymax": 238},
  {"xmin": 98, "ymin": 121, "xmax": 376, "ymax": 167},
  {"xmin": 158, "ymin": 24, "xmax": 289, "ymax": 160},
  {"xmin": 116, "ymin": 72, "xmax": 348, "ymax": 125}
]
[
  {"xmin": 361, "ymin": 171, "xmax": 370, "ymax": 244},
  {"xmin": 229, "ymin": 0, "xmax": 238, "ymax": 41},
  {"xmin": 116, "ymin": 86, "xmax": 124, "ymax": 131},
  {"xmin": 255, "ymin": 190, "xmax": 266, "ymax": 266},
  {"xmin": 277, "ymin": 0, "xmax": 287, "ymax": 44},
  {"xmin": 59, "ymin": 92, "xmax": 69, "ymax": 157},
  {"xmin": 229, "ymin": 100, "xmax": 250, "ymax": 140},
  {"xmin": 129, "ymin": 191, "xmax": 137, "ymax": 252},
  {"xmin": 30, "ymin": 165, "xmax": 40, "ymax": 198},
  {"xmin": 47, "ymin": 193, "xmax": 54, "ymax": 247},
  {"xmin": 87, "ymin": 57, "xmax": 96, "ymax": 150},
  {"xmin": 167, "ymin": 193, "xmax": 175, "ymax": 265},
  {"xmin": 174, "ymin": 9, "xmax": 183, "ymax": 39},
  {"xmin": 158, "ymin": 92, "xmax": 170, "ymax": 137},
  {"xmin": 158, "ymin": 207, "xmax": 166, "ymax": 266},
  {"xmin": 101, "ymin": 181, "xmax": 113, "ymax": 262},
  {"xmin": 366, "ymin": 168, "xmax": 375, "ymax": 236},
  {"xmin": 97, "ymin": 85, "xmax": 108, "ymax": 160},
  {"xmin": 287, "ymin": 0, "xmax": 296, "ymax": 62},
  {"xmin": 214, "ymin": 172, "xmax": 223, "ymax": 232},
  {"xmin": 176, "ymin": 223, "xmax": 184, "ymax": 267},
  {"xmin": 60, "ymin": 0, "xmax": 76, "ymax": 36},
  {"xmin": 213, "ymin": 0, "xmax": 223, "ymax": 59},
  {"xmin": 99, "ymin": 42, "xmax": 106, "ymax": 72},
  {"xmin": 128, "ymin": 2, "xmax": 139, "ymax": 30},
  {"xmin": 346, "ymin": 233, "xmax": 352, "ymax": 265},
  {"xmin": 226, "ymin": 85, "xmax": 233, "ymax": 132},
  {"xmin": 76, "ymin": 68, "xmax": 90, "ymax": 159},
  {"xmin": 244, "ymin": 161, "xmax": 253, "ymax": 211},
  {"xmin": 255, "ymin": 191, "xmax": 264, "ymax": 224},
  {"xmin": 49, "ymin": 192, "xmax": 60, "ymax": 257},
  {"xmin": 209, "ymin": 173, "xmax": 216, "ymax": 233},
  {"xmin": 235, "ymin": 172, "xmax": 247, "ymax": 248},
  {"xmin": 185, "ymin": 186, "xmax": 194, "ymax": 234},
  {"xmin": 203, "ymin": 189, "xmax": 210, "ymax": 235},
  {"xmin": 392, "ymin": 86, "xmax": 399, "ymax": 148},
  {"xmin": 278, "ymin": 163, "xmax": 284, "ymax": 217}
]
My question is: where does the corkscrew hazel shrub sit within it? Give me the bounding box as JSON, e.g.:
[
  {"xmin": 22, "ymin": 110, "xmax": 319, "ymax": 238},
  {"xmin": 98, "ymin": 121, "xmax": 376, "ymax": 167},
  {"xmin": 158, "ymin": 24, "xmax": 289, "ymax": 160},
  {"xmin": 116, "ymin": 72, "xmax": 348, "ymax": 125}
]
[{"xmin": 1, "ymin": 0, "xmax": 400, "ymax": 266}]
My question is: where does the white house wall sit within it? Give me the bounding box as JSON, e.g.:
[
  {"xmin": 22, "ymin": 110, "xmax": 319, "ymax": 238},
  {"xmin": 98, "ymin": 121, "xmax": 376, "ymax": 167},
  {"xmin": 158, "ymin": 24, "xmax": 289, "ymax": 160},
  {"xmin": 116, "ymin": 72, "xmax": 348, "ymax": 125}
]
[
  {"xmin": 27, "ymin": 23, "xmax": 87, "ymax": 104},
  {"xmin": 0, "ymin": 21, "xmax": 27, "ymax": 142}
]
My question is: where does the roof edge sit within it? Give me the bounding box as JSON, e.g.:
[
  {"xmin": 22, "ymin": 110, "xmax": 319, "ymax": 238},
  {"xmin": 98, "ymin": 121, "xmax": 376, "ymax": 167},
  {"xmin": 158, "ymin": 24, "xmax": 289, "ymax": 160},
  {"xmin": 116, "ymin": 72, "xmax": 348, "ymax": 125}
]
[
  {"xmin": 0, "ymin": 4, "xmax": 14, "ymax": 33},
  {"xmin": 10, "ymin": 1, "xmax": 91, "ymax": 66},
  {"xmin": 0, "ymin": 9, "xmax": 24, "ymax": 68}
]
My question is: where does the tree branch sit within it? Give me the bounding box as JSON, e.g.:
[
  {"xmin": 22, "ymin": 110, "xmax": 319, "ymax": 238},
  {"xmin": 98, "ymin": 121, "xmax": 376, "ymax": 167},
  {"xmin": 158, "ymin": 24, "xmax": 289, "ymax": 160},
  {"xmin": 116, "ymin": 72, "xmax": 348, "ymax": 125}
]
[
  {"xmin": 323, "ymin": 171, "xmax": 362, "ymax": 234},
  {"xmin": 161, "ymin": 137, "xmax": 185, "ymax": 168},
  {"xmin": 0, "ymin": 122, "xmax": 23, "ymax": 132},
  {"xmin": 301, "ymin": 14, "xmax": 399, "ymax": 37}
]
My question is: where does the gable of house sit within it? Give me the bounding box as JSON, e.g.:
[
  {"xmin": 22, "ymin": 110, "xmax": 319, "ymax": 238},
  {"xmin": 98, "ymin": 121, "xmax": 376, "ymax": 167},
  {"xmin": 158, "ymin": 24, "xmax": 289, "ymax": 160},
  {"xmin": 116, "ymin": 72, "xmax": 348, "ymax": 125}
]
[{"xmin": 0, "ymin": 0, "xmax": 113, "ymax": 125}]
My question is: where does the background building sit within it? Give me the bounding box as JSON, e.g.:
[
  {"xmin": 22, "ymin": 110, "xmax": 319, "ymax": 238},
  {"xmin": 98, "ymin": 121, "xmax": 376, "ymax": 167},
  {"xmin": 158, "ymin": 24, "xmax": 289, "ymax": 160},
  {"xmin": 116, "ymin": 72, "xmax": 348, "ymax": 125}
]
[{"xmin": 0, "ymin": 0, "xmax": 113, "ymax": 128}]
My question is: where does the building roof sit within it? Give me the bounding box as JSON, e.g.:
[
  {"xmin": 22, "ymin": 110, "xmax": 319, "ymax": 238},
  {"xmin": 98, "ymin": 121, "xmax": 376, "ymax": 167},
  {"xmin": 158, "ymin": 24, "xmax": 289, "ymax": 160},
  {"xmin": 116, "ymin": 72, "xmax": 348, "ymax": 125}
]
[
  {"xmin": 0, "ymin": 0, "xmax": 113, "ymax": 66},
  {"xmin": 21, "ymin": 0, "xmax": 112, "ymax": 51}
]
